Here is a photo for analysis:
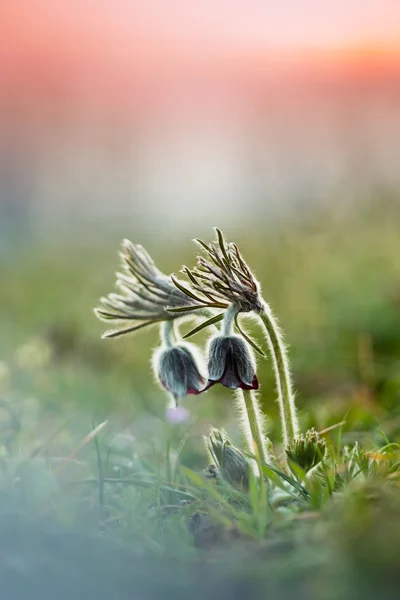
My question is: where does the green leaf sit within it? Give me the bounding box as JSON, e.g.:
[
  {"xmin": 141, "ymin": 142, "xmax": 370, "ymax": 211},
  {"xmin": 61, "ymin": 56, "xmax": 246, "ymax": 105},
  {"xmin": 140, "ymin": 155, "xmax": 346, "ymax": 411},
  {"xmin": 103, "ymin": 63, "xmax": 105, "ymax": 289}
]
[
  {"xmin": 96, "ymin": 310, "xmax": 158, "ymax": 321},
  {"xmin": 182, "ymin": 266, "xmax": 200, "ymax": 287},
  {"xmin": 248, "ymin": 466, "xmax": 259, "ymax": 515},
  {"xmin": 261, "ymin": 464, "xmax": 295, "ymax": 495},
  {"xmin": 215, "ymin": 228, "xmax": 230, "ymax": 263},
  {"xmin": 234, "ymin": 314, "xmax": 266, "ymax": 357},
  {"xmin": 102, "ymin": 320, "xmax": 162, "ymax": 338},
  {"xmin": 286, "ymin": 460, "xmax": 308, "ymax": 482},
  {"xmin": 166, "ymin": 305, "xmax": 205, "ymax": 314},
  {"xmin": 193, "ymin": 238, "xmax": 212, "ymax": 255},
  {"xmin": 261, "ymin": 464, "xmax": 310, "ymax": 499},
  {"xmin": 170, "ymin": 275, "xmax": 207, "ymax": 303},
  {"xmin": 183, "ymin": 313, "xmax": 224, "ymax": 338}
]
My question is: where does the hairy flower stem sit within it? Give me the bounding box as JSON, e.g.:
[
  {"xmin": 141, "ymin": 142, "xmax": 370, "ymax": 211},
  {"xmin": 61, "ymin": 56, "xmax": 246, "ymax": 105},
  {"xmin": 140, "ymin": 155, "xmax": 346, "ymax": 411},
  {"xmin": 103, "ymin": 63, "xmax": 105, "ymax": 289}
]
[
  {"xmin": 221, "ymin": 303, "xmax": 237, "ymax": 336},
  {"xmin": 240, "ymin": 389, "xmax": 269, "ymax": 465},
  {"xmin": 221, "ymin": 305, "xmax": 269, "ymax": 463},
  {"xmin": 258, "ymin": 301, "xmax": 298, "ymax": 446},
  {"xmin": 160, "ymin": 320, "xmax": 177, "ymax": 348},
  {"xmin": 233, "ymin": 390, "xmax": 254, "ymax": 457}
]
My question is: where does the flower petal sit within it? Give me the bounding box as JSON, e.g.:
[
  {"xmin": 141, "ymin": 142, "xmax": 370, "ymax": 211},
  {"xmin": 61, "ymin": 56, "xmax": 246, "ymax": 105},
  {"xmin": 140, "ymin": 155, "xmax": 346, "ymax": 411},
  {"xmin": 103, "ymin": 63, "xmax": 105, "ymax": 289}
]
[
  {"xmin": 158, "ymin": 347, "xmax": 188, "ymax": 398},
  {"xmin": 239, "ymin": 374, "xmax": 259, "ymax": 390},
  {"xmin": 201, "ymin": 380, "xmax": 217, "ymax": 392},
  {"xmin": 207, "ymin": 336, "xmax": 231, "ymax": 380},
  {"xmin": 229, "ymin": 336, "xmax": 257, "ymax": 388},
  {"xmin": 155, "ymin": 343, "xmax": 207, "ymax": 399}
]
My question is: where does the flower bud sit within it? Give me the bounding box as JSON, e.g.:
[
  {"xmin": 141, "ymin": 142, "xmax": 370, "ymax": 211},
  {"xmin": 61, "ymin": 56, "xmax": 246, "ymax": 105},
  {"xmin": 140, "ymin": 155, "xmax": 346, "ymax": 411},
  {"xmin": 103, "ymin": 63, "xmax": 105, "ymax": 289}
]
[
  {"xmin": 204, "ymin": 428, "xmax": 251, "ymax": 489},
  {"xmin": 285, "ymin": 428, "xmax": 327, "ymax": 473},
  {"xmin": 153, "ymin": 343, "xmax": 207, "ymax": 402},
  {"xmin": 205, "ymin": 335, "xmax": 258, "ymax": 390}
]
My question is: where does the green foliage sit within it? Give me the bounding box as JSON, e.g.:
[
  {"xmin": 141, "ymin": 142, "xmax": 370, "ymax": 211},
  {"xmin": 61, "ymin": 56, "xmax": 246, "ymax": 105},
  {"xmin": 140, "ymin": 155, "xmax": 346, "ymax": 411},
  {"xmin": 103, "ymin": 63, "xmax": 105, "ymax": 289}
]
[
  {"xmin": 1, "ymin": 199, "xmax": 400, "ymax": 597},
  {"xmin": 286, "ymin": 428, "xmax": 327, "ymax": 473},
  {"xmin": 204, "ymin": 428, "xmax": 251, "ymax": 489}
]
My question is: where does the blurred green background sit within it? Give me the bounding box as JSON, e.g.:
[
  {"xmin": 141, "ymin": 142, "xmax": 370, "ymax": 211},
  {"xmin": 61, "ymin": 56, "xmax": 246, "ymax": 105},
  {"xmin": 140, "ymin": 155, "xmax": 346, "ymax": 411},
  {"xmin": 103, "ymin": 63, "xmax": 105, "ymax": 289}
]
[{"xmin": 1, "ymin": 196, "xmax": 399, "ymax": 462}]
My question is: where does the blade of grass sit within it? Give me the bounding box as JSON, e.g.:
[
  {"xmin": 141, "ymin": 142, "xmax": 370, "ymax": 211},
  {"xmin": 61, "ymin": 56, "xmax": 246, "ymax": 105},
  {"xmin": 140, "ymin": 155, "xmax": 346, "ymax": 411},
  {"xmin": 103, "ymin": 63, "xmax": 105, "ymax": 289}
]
[
  {"xmin": 92, "ymin": 418, "xmax": 104, "ymax": 512},
  {"xmin": 54, "ymin": 420, "xmax": 108, "ymax": 474}
]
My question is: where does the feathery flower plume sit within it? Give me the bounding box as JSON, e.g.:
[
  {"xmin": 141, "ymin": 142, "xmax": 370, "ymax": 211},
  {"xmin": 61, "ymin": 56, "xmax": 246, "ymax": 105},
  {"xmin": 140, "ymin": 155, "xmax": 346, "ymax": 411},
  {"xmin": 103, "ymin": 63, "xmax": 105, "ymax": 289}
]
[
  {"xmin": 169, "ymin": 228, "xmax": 263, "ymax": 317},
  {"xmin": 94, "ymin": 239, "xmax": 202, "ymax": 339}
]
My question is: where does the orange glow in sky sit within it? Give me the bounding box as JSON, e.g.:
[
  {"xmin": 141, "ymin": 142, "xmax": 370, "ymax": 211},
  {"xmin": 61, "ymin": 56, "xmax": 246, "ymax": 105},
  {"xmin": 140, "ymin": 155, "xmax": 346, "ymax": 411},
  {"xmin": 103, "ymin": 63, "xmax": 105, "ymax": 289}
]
[
  {"xmin": 2, "ymin": 1, "xmax": 400, "ymax": 62},
  {"xmin": 1, "ymin": 0, "xmax": 400, "ymax": 121},
  {"xmin": 1, "ymin": 1, "xmax": 400, "ymax": 226}
]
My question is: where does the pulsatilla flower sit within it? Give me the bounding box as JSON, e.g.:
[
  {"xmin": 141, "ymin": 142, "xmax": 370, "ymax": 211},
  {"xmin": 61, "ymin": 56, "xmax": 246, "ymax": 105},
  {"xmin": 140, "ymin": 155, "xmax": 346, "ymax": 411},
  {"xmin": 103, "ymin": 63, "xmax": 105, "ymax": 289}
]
[
  {"xmin": 153, "ymin": 343, "xmax": 207, "ymax": 403},
  {"xmin": 285, "ymin": 428, "xmax": 327, "ymax": 473},
  {"xmin": 205, "ymin": 334, "xmax": 259, "ymax": 391},
  {"xmin": 94, "ymin": 239, "xmax": 201, "ymax": 339},
  {"xmin": 168, "ymin": 228, "xmax": 263, "ymax": 319},
  {"xmin": 204, "ymin": 428, "xmax": 251, "ymax": 489}
]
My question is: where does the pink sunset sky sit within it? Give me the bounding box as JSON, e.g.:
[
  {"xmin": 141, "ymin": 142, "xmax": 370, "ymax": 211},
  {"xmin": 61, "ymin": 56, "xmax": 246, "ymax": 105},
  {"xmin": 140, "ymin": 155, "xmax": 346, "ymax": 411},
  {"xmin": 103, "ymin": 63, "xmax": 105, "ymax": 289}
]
[
  {"xmin": 0, "ymin": 0, "xmax": 399, "ymax": 126},
  {"xmin": 1, "ymin": 1, "xmax": 400, "ymax": 82},
  {"xmin": 2, "ymin": 1, "xmax": 400, "ymax": 51},
  {"xmin": 1, "ymin": 0, "xmax": 400, "ymax": 229}
]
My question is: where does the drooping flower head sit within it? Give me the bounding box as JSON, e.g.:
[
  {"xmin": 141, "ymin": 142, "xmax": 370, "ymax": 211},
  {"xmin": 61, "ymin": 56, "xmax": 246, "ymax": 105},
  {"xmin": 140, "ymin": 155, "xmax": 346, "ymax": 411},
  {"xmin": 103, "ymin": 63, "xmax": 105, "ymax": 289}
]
[
  {"xmin": 153, "ymin": 341, "xmax": 207, "ymax": 403},
  {"xmin": 205, "ymin": 334, "xmax": 259, "ymax": 391},
  {"xmin": 94, "ymin": 239, "xmax": 202, "ymax": 339},
  {"xmin": 94, "ymin": 240, "xmax": 209, "ymax": 404}
]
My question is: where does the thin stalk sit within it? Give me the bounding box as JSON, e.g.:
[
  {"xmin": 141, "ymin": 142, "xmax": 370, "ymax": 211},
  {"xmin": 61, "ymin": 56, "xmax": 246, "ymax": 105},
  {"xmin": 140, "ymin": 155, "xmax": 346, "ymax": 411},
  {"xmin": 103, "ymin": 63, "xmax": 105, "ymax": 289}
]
[
  {"xmin": 234, "ymin": 389, "xmax": 255, "ymax": 457},
  {"xmin": 258, "ymin": 300, "xmax": 298, "ymax": 445},
  {"xmin": 160, "ymin": 320, "xmax": 176, "ymax": 348},
  {"xmin": 237, "ymin": 389, "xmax": 269, "ymax": 465},
  {"xmin": 222, "ymin": 304, "xmax": 270, "ymax": 464},
  {"xmin": 221, "ymin": 303, "xmax": 237, "ymax": 336}
]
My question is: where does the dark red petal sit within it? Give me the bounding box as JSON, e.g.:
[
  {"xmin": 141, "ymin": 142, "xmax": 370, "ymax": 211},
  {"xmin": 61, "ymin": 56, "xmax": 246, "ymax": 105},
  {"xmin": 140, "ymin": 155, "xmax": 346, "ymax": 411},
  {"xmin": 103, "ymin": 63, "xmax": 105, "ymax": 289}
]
[
  {"xmin": 220, "ymin": 364, "xmax": 242, "ymax": 389},
  {"xmin": 239, "ymin": 374, "xmax": 259, "ymax": 390},
  {"xmin": 199, "ymin": 380, "xmax": 217, "ymax": 393}
]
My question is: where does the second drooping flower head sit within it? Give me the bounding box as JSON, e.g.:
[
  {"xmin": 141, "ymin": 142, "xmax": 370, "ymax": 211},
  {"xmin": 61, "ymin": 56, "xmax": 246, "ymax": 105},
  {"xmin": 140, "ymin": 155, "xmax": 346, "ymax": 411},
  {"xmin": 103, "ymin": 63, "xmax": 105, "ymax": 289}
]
[
  {"xmin": 94, "ymin": 239, "xmax": 209, "ymax": 406},
  {"xmin": 153, "ymin": 340, "xmax": 207, "ymax": 404},
  {"xmin": 205, "ymin": 334, "xmax": 259, "ymax": 391}
]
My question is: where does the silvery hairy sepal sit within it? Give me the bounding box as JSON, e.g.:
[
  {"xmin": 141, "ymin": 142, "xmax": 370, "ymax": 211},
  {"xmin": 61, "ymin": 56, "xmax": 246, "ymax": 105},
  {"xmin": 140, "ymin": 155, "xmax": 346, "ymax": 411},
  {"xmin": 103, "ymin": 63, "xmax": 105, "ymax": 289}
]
[
  {"xmin": 204, "ymin": 428, "xmax": 250, "ymax": 489},
  {"xmin": 205, "ymin": 334, "xmax": 259, "ymax": 391},
  {"xmin": 153, "ymin": 343, "xmax": 207, "ymax": 403}
]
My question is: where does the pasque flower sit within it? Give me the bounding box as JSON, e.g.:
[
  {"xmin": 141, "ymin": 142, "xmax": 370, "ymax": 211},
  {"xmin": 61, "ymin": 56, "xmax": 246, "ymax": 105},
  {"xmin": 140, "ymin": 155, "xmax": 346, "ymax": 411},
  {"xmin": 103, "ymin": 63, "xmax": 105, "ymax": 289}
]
[
  {"xmin": 153, "ymin": 341, "xmax": 207, "ymax": 403},
  {"xmin": 173, "ymin": 228, "xmax": 298, "ymax": 447},
  {"xmin": 205, "ymin": 334, "xmax": 259, "ymax": 391},
  {"xmin": 168, "ymin": 228, "xmax": 263, "ymax": 317},
  {"xmin": 285, "ymin": 428, "xmax": 327, "ymax": 473},
  {"xmin": 95, "ymin": 239, "xmax": 210, "ymax": 404},
  {"xmin": 204, "ymin": 428, "xmax": 251, "ymax": 489},
  {"xmin": 94, "ymin": 239, "xmax": 202, "ymax": 339}
]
